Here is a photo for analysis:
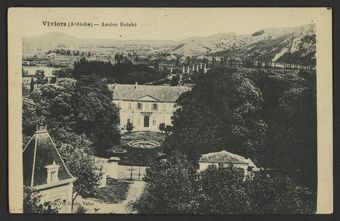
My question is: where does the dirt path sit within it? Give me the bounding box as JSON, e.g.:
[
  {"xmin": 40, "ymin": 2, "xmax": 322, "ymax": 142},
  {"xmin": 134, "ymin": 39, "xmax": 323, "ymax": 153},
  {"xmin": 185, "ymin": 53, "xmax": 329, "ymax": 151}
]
[
  {"xmin": 75, "ymin": 181, "xmax": 146, "ymax": 214},
  {"xmin": 110, "ymin": 181, "xmax": 146, "ymax": 214}
]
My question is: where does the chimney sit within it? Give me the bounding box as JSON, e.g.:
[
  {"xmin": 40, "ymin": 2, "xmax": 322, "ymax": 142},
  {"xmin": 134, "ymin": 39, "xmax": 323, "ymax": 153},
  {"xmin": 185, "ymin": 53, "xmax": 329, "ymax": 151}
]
[
  {"xmin": 135, "ymin": 82, "xmax": 138, "ymax": 89},
  {"xmin": 187, "ymin": 66, "xmax": 190, "ymax": 74},
  {"xmin": 192, "ymin": 64, "xmax": 195, "ymax": 71},
  {"xmin": 182, "ymin": 66, "xmax": 185, "ymax": 74},
  {"xmin": 45, "ymin": 160, "xmax": 60, "ymax": 184}
]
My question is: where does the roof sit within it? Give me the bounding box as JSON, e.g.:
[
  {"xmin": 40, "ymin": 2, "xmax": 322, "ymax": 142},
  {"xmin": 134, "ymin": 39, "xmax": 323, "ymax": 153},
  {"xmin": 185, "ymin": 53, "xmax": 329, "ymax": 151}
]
[
  {"xmin": 23, "ymin": 127, "xmax": 75, "ymax": 187},
  {"xmin": 109, "ymin": 84, "xmax": 191, "ymax": 102},
  {"xmin": 199, "ymin": 150, "xmax": 257, "ymax": 167}
]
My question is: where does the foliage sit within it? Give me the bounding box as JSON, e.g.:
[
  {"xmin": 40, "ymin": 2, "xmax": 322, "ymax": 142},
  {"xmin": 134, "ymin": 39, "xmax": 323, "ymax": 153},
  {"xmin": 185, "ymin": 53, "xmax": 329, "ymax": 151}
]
[
  {"xmin": 164, "ymin": 68, "xmax": 267, "ymax": 164},
  {"xmin": 247, "ymin": 70, "xmax": 316, "ymax": 188},
  {"xmin": 198, "ymin": 166, "xmax": 250, "ymax": 214},
  {"xmin": 134, "ymin": 152, "xmax": 316, "ymax": 214},
  {"xmin": 58, "ymin": 143, "xmax": 101, "ymax": 206},
  {"xmin": 22, "ymin": 97, "xmax": 40, "ymax": 135},
  {"xmin": 74, "ymin": 205, "xmax": 87, "ymax": 214},
  {"xmin": 244, "ymin": 172, "xmax": 316, "ymax": 213},
  {"xmin": 23, "ymin": 186, "xmax": 59, "ymax": 213},
  {"xmin": 30, "ymin": 78, "xmax": 35, "ymax": 92},
  {"xmin": 72, "ymin": 57, "xmax": 167, "ymax": 84},
  {"xmin": 24, "ymin": 77, "xmax": 120, "ymax": 156},
  {"xmin": 126, "ymin": 121, "xmax": 134, "ymax": 132},
  {"xmin": 35, "ymin": 70, "xmax": 47, "ymax": 85},
  {"xmin": 91, "ymin": 181, "xmax": 130, "ymax": 203},
  {"xmin": 170, "ymin": 75, "xmax": 180, "ymax": 86},
  {"xmin": 53, "ymin": 69, "xmax": 73, "ymax": 78},
  {"xmin": 133, "ymin": 152, "xmax": 199, "ymax": 214},
  {"xmin": 73, "ymin": 74, "xmax": 121, "ymax": 156},
  {"xmin": 158, "ymin": 123, "xmax": 165, "ymax": 133}
]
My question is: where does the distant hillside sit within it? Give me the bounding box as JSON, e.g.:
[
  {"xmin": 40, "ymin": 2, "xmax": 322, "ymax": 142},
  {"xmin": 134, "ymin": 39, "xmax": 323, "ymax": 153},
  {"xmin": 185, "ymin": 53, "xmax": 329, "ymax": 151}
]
[
  {"xmin": 171, "ymin": 24, "xmax": 316, "ymax": 65},
  {"xmin": 23, "ymin": 32, "xmax": 177, "ymax": 55}
]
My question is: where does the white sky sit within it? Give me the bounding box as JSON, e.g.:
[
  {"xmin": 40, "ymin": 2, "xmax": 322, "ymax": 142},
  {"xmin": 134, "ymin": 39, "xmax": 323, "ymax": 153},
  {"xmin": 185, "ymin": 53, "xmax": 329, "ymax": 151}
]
[{"xmin": 11, "ymin": 8, "xmax": 325, "ymax": 40}]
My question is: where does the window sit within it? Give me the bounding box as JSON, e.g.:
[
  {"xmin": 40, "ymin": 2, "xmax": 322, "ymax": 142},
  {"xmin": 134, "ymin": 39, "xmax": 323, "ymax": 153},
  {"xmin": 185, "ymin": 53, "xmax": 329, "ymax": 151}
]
[
  {"xmin": 152, "ymin": 103, "xmax": 158, "ymax": 111},
  {"xmin": 137, "ymin": 103, "xmax": 143, "ymax": 110},
  {"xmin": 144, "ymin": 116, "xmax": 150, "ymax": 127}
]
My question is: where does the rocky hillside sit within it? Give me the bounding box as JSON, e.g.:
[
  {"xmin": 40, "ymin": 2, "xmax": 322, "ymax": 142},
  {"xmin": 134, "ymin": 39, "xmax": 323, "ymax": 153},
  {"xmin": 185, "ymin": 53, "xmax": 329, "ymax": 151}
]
[{"xmin": 171, "ymin": 24, "xmax": 316, "ymax": 65}]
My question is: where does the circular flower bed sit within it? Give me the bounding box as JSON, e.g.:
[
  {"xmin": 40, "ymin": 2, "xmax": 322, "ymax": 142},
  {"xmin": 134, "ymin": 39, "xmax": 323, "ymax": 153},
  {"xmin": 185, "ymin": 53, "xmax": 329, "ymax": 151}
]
[{"xmin": 127, "ymin": 140, "xmax": 161, "ymax": 149}]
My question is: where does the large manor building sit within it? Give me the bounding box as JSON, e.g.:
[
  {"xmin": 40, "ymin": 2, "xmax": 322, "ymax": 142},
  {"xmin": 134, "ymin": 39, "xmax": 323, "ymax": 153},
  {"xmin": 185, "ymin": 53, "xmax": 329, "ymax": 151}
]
[{"xmin": 109, "ymin": 83, "xmax": 191, "ymax": 132}]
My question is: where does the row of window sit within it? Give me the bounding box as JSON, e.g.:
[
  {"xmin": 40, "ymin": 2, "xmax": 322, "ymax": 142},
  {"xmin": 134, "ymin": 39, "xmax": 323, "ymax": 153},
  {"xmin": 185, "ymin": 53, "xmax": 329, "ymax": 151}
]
[
  {"xmin": 137, "ymin": 103, "xmax": 159, "ymax": 111},
  {"xmin": 117, "ymin": 102, "xmax": 168, "ymax": 111}
]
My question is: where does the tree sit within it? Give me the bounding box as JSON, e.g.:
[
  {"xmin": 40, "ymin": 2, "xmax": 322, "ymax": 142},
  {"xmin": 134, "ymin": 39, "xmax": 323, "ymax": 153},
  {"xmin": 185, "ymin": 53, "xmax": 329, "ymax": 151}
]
[
  {"xmin": 164, "ymin": 68, "xmax": 267, "ymax": 165},
  {"xmin": 247, "ymin": 70, "xmax": 317, "ymax": 188},
  {"xmin": 126, "ymin": 121, "xmax": 134, "ymax": 133},
  {"xmin": 35, "ymin": 70, "xmax": 45, "ymax": 85},
  {"xmin": 197, "ymin": 166, "xmax": 250, "ymax": 214},
  {"xmin": 170, "ymin": 75, "xmax": 180, "ymax": 86},
  {"xmin": 53, "ymin": 69, "xmax": 72, "ymax": 78},
  {"xmin": 25, "ymin": 77, "xmax": 120, "ymax": 156},
  {"xmin": 58, "ymin": 142, "xmax": 101, "ymax": 211},
  {"xmin": 158, "ymin": 123, "xmax": 165, "ymax": 134},
  {"xmin": 73, "ymin": 74, "xmax": 121, "ymax": 156},
  {"xmin": 134, "ymin": 158, "xmax": 316, "ymax": 214},
  {"xmin": 244, "ymin": 172, "xmax": 316, "ymax": 213},
  {"xmin": 72, "ymin": 57, "xmax": 167, "ymax": 84},
  {"xmin": 30, "ymin": 78, "xmax": 35, "ymax": 92},
  {"xmin": 22, "ymin": 97, "xmax": 40, "ymax": 136},
  {"xmin": 23, "ymin": 186, "xmax": 59, "ymax": 213},
  {"xmin": 133, "ymin": 152, "xmax": 199, "ymax": 214}
]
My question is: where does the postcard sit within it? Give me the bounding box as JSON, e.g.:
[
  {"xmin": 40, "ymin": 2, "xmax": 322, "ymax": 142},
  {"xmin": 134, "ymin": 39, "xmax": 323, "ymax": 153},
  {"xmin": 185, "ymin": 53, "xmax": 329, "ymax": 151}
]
[{"xmin": 8, "ymin": 7, "xmax": 332, "ymax": 214}]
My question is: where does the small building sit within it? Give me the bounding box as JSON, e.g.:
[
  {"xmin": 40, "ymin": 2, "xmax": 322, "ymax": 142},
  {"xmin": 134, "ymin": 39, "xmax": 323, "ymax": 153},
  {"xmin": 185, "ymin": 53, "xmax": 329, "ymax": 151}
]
[
  {"xmin": 109, "ymin": 83, "xmax": 191, "ymax": 132},
  {"xmin": 23, "ymin": 126, "xmax": 76, "ymax": 213},
  {"xmin": 198, "ymin": 150, "xmax": 259, "ymax": 179}
]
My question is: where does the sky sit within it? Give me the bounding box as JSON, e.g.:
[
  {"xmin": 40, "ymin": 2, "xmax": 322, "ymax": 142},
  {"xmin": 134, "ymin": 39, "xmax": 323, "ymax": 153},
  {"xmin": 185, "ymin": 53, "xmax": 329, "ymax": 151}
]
[{"xmin": 10, "ymin": 8, "xmax": 326, "ymax": 40}]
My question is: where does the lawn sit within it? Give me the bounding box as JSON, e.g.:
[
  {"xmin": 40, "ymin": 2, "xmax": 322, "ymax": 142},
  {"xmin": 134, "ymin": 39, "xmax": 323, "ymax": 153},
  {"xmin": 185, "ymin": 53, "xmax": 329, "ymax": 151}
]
[
  {"xmin": 91, "ymin": 181, "xmax": 130, "ymax": 204},
  {"xmin": 121, "ymin": 131, "xmax": 166, "ymax": 143}
]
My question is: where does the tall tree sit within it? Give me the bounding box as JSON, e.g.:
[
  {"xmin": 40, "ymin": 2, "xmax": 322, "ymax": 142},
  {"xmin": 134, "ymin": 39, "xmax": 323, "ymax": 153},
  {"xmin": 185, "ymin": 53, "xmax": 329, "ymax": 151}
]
[
  {"xmin": 164, "ymin": 68, "xmax": 267, "ymax": 164},
  {"xmin": 73, "ymin": 74, "xmax": 120, "ymax": 156},
  {"xmin": 247, "ymin": 70, "xmax": 316, "ymax": 188}
]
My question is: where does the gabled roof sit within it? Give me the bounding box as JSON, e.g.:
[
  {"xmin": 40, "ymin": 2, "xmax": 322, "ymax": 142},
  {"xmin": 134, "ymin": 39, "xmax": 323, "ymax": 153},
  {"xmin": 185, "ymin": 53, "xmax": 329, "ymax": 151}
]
[
  {"xmin": 23, "ymin": 127, "xmax": 75, "ymax": 187},
  {"xmin": 199, "ymin": 150, "xmax": 257, "ymax": 167},
  {"xmin": 109, "ymin": 84, "xmax": 191, "ymax": 102}
]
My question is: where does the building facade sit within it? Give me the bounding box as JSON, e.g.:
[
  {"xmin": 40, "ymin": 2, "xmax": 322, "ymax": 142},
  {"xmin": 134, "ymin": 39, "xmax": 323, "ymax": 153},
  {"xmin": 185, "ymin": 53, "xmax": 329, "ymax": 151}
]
[{"xmin": 109, "ymin": 83, "xmax": 191, "ymax": 132}]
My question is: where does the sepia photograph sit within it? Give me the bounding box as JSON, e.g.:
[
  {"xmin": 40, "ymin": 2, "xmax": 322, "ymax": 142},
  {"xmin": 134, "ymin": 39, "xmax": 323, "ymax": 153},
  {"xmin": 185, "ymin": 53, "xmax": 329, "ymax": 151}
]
[{"xmin": 8, "ymin": 8, "xmax": 333, "ymax": 214}]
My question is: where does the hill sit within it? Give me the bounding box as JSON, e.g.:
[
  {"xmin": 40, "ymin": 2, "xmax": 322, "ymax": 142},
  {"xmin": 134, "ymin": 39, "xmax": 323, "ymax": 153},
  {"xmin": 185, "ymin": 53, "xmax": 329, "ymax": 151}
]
[{"xmin": 171, "ymin": 24, "xmax": 316, "ymax": 65}]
